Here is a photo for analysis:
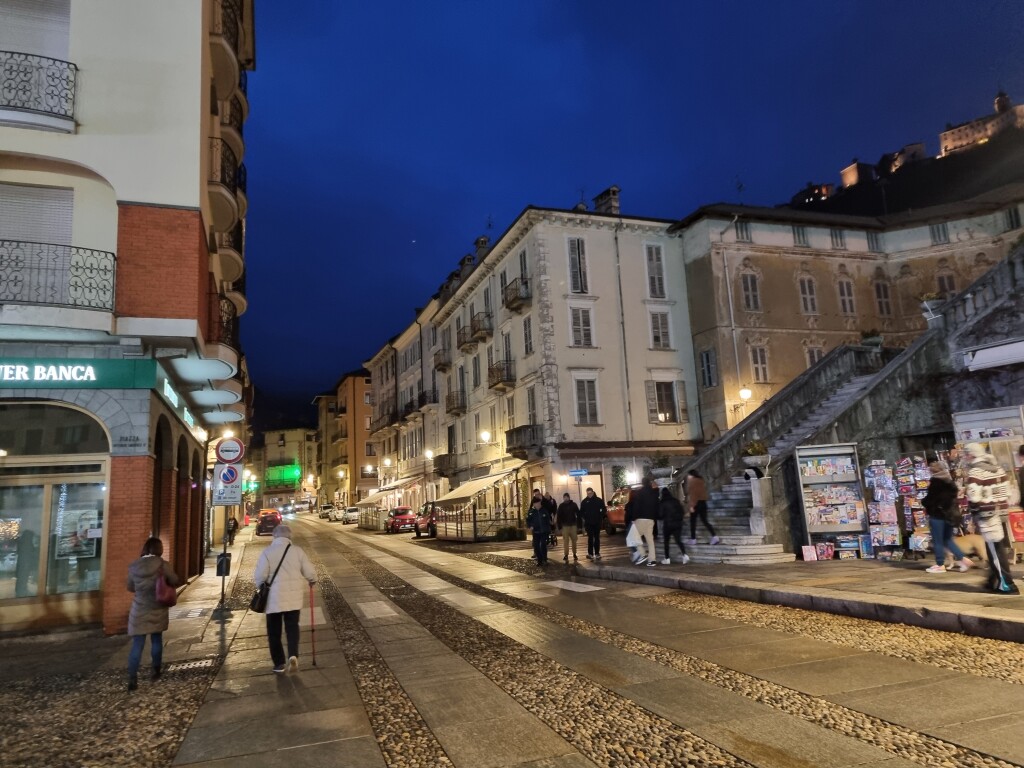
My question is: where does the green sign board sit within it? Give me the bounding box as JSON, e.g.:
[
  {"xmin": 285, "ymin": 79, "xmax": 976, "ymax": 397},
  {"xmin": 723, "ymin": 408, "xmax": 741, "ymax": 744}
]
[
  {"xmin": 0, "ymin": 359, "xmax": 157, "ymax": 389},
  {"xmin": 265, "ymin": 464, "xmax": 301, "ymax": 488}
]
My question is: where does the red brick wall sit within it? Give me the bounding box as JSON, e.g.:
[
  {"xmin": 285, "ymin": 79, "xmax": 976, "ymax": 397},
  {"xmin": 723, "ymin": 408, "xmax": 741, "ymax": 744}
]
[
  {"xmin": 103, "ymin": 455, "xmax": 156, "ymax": 635},
  {"xmin": 116, "ymin": 204, "xmax": 209, "ymax": 320}
]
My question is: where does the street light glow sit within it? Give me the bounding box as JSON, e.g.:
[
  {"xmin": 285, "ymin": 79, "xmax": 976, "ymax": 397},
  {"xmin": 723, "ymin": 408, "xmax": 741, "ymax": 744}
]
[
  {"xmin": 425, "ymin": 449, "xmax": 433, "ymax": 459},
  {"xmin": 480, "ymin": 430, "xmax": 491, "ymax": 443},
  {"xmin": 383, "ymin": 457, "xmax": 392, "ymax": 467}
]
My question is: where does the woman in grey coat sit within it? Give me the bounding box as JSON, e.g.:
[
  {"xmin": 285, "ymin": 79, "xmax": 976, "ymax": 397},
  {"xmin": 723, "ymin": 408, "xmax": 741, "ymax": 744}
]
[{"xmin": 126, "ymin": 537, "xmax": 179, "ymax": 691}]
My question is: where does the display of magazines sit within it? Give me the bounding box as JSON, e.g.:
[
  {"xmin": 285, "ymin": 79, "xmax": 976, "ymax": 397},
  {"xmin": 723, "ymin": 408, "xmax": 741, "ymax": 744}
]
[
  {"xmin": 863, "ymin": 458, "xmax": 904, "ymax": 553},
  {"xmin": 796, "ymin": 443, "xmax": 867, "ymax": 560}
]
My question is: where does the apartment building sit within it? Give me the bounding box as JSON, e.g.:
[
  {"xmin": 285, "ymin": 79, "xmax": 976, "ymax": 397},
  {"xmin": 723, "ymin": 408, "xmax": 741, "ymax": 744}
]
[
  {"xmin": 365, "ymin": 187, "xmax": 700, "ymax": 519},
  {"xmin": 256, "ymin": 427, "xmax": 315, "ymax": 509},
  {"xmin": 0, "ymin": 0, "xmax": 255, "ymax": 634},
  {"xmin": 313, "ymin": 368, "xmax": 374, "ymax": 507}
]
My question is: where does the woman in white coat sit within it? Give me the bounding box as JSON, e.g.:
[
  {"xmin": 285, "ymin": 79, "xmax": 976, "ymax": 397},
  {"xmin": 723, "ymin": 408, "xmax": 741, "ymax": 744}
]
[{"xmin": 253, "ymin": 525, "xmax": 317, "ymax": 673}]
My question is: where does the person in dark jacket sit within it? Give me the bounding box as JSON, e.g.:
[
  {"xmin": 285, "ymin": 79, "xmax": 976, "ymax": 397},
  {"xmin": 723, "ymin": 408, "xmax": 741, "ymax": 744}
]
[
  {"xmin": 659, "ymin": 487, "xmax": 689, "ymax": 565},
  {"xmin": 579, "ymin": 487, "xmax": 606, "ymax": 560},
  {"xmin": 631, "ymin": 475, "xmax": 661, "ymax": 566},
  {"xmin": 555, "ymin": 493, "xmax": 582, "ymax": 563},
  {"xmin": 226, "ymin": 515, "xmax": 239, "ymax": 545},
  {"xmin": 126, "ymin": 537, "xmax": 180, "ymax": 691},
  {"xmin": 542, "ymin": 491, "xmax": 558, "ymax": 547},
  {"xmin": 922, "ymin": 460, "xmax": 972, "ymax": 573},
  {"xmin": 526, "ymin": 497, "xmax": 552, "ymax": 565}
]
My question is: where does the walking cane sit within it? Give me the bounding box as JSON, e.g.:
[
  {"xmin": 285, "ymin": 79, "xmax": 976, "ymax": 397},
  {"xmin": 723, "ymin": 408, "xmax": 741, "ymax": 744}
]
[{"xmin": 309, "ymin": 582, "xmax": 317, "ymax": 667}]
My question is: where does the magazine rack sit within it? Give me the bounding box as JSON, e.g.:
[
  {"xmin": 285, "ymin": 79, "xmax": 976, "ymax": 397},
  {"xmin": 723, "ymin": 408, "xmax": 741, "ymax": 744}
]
[{"xmin": 795, "ymin": 443, "xmax": 867, "ymax": 561}]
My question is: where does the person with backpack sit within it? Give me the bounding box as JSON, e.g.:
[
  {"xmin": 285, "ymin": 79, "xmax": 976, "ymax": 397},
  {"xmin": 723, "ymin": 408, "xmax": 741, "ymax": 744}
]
[
  {"xmin": 126, "ymin": 537, "xmax": 179, "ymax": 691},
  {"xmin": 659, "ymin": 486, "xmax": 690, "ymax": 565}
]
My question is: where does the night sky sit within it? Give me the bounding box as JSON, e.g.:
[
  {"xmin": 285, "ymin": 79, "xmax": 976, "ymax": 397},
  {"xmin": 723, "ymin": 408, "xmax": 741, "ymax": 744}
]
[{"xmin": 240, "ymin": 1, "xmax": 1023, "ymax": 406}]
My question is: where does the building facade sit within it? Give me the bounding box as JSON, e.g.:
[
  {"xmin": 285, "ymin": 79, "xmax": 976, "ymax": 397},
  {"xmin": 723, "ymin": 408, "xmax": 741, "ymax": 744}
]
[
  {"xmin": 313, "ymin": 368, "xmax": 373, "ymax": 507},
  {"xmin": 0, "ymin": 0, "xmax": 255, "ymax": 633}
]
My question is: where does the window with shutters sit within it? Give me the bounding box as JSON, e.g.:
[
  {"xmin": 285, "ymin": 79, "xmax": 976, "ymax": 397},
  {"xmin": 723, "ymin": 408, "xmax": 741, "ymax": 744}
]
[
  {"xmin": 645, "ymin": 380, "xmax": 686, "ymax": 423},
  {"xmin": 574, "ymin": 378, "xmax": 599, "ymax": 425},
  {"xmin": 0, "ymin": 182, "xmax": 73, "ymax": 244},
  {"xmin": 866, "ymin": 231, "xmax": 882, "ymax": 253},
  {"xmin": 741, "ymin": 271, "xmax": 761, "ymax": 311},
  {"xmin": 699, "ymin": 349, "xmax": 718, "ymax": 389},
  {"xmin": 446, "ymin": 424, "xmax": 456, "ymax": 454},
  {"xmin": 645, "ymin": 243, "xmax": 665, "ymax": 298},
  {"xmin": 499, "ymin": 269, "xmax": 507, "ymax": 291},
  {"xmin": 750, "ymin": 346, "xmax": 769, "ymax": 383},
  {"xmin": 929, "ymin": 223, "xmax": 949, "ymax": 245},
  {"xmin": 874, "ymin": 281, "xmax": 892, "ymax": 318},
  {"xmin": 519, "ymin": 249, "xmax": 529, "ymax": 280},
  {"xmin": 830, "ymin": 228, "xmax": 846, "ymax": 249},
  {"xmin": 792, "ymin": 225, "xmax": 809, "ymax": 247},
  {"xmin": 650, "ymin": 311, "xmax": 671, "ymax": 349},
  {"xmin": 798, "ymin": 276, "xmax": 818, "ymax": 314},
  {"xmin": 506, "ymin": 394, "xmax": 515, "ymax": 430},
  {"xmin": 570, "ymin": 306, "xmax": 593, "ymax": 347},
  {"xmin": 937, "ymin": 271, "xmax": 956, "ymax": 296},
  {"xmin": 568, "ymin": 237, "xmax": 588, "ymax": 293},
  {"xmin": 526, "ymin": 385, "xmax": 537, "ymax": 425},
  {"xmin": 471, "ymin": 355, "xmax": 480, "ymax": 388},
  {"xmin": 523, "ymin": 315, "xmax": 534, "ymax": 355},
  {"xmin": 486, "ymin": 345, "xmax": 493, "ymax": 369},
  {"xmin": 1005, "ymin": 207, "xmax": 1021, "ymax": 231},
  {"xmin": 838, "ymin": 279, "xmax": 856, "ymax": 315}
]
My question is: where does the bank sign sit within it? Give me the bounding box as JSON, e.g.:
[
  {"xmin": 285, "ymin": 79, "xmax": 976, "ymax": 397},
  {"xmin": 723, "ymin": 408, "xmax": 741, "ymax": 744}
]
[{"xmin": 0, "ymin": 359, "xmax": 157, "ymax": 389}]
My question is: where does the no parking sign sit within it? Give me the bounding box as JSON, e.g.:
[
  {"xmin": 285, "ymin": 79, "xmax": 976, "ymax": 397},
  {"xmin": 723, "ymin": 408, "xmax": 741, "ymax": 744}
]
[{"xmin": 212, "ymin": 462, "xmax": 243, "ymax": 505}]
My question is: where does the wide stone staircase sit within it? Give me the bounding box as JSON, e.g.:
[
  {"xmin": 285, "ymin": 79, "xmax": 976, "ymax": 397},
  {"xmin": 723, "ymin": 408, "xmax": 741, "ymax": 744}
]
[{"xmin": 686, "ymin": 475, "xmax": 795, "ymax": 564}]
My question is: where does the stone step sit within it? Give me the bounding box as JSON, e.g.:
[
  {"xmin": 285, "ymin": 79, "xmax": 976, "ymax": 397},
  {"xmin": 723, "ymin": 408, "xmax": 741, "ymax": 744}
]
[
  {"xmin": 686, "ymin": 551, "xmax": 796, "ymax": 565},
  {"xmin": 685, "ymin": 535, "xmax": 764, "ymax": 546}
]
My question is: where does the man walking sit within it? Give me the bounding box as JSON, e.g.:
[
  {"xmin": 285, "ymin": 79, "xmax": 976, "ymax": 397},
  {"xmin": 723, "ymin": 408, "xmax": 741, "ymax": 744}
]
[
  {"xmin": 580, "ymin": 486, "xmax": 606, "ymax": 560},
  {"xmin": 526, "ymin": 496, "xmax": 553, "ymax": 565},
  {"xmin": 631, "ymin": 475, "xmax": 661, "ymax": 566},
  {"xmin": 556, "ymin": 492, "xmax": 582, "ymax": 563}
]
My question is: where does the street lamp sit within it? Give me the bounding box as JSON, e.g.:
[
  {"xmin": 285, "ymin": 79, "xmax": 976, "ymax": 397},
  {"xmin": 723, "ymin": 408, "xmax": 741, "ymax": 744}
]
[
  {"xmin": 424, "ymin": 449, "xmax": 434, "ymax": 460},
  {"xmin": 383, "ymin": 457, "xmax": 392, "ymax": 467}
]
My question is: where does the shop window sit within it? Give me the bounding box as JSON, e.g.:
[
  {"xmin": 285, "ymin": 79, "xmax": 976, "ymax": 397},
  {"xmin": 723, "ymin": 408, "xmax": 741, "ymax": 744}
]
[
  {"xmin": 46, "ymin": 482, "xmax": 105, "ymax": 594},
  {"xmin": 0, "ymin": 485, "xmax": 45, "ymax": 599}
]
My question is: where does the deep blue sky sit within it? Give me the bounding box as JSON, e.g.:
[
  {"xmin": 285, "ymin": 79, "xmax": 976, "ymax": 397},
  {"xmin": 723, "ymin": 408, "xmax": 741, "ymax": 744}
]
[{"xmin": 240, "ymin": 1, "xmax": 1023, "ymax": 401}]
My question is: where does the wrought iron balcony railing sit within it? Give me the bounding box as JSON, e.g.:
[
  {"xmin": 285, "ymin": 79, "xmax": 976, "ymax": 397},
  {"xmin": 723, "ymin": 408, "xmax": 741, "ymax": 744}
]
[
  {"xmin": 456, "ymin": 326, "xmax": 476, "ymax": 352},
  {"xmin": 445, "ymin": 389, "xmax": 467, "ymax": 415},
  {"xmin": 417, "ymin": 389, "xmax": 439, "ymax": 409},
  {"xmin": 487, "ymin": 360, "xmax": 515, "ymax": 390},
  {"xmin": 217, "ymin": 221, "xmax": 244, "ymax": 254},
  {"xmin": 0, "ymin": 240, "xmax": 115, "ymax": 311},
  {"xmin": 220, "ymin": 94, "xmax": 244, "ymax": 136},
  {"xmin": 433, "ymin": 453, "xmax": 460, "ymax": 477},
  {"xmin": 236, "ymin": 163, "xmax": 247, "ymax": 194},
  {"xmin": 208, "ymin": 294, "xmax": 239, "ymax": 348},
  {"xmin": 433, "ymin": 346, "xmax": 452, "ymax": 371},
  {"xmin": 470, "ymin": 312, "xmax": 493, "ymax": 341},
  {"xmin": 209, "ymin": 138, "xmax": 238, "ymax": 195},
  {"xmin": 0, "ymin": 50, "xmax": 77, "ymax": 123},
  {"xmin": 212, "ymin": 0, "xmax": 241, "ymax": 54},
  {"xmin": 502, "ymin": 277, "xmax": 531, "ymax": 311},
  {"xmin": 506, "ymin": 424, "xmax": 544, "ymax": 458}
]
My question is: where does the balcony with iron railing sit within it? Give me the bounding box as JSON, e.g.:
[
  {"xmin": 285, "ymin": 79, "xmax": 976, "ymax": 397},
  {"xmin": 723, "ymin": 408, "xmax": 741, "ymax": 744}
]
[
  {"xmin": 0, "ymin": 240, "xmax": 116, "ymax": 312},
  {"xmin": 370, "ymin": 409, "xmax": 399, "ymax": 434},
  {"xmin": 470, "ymin": 312, "xmax": 493, "ymax": 341},
  {"xmin": 502, "ymin": 278, "xmax": 531, "ymax": 312},
  {"xmin": 208, "ymin": 294, "xmax": 239, "ymax": 350},
  {"xmin": 433, "ymin": 452, "xmax": 461, "ymax": 477},
  {"xmin": 445, "ymin": 389, "xmax": 467, "ymax": 415},
  {"xmin": 417, "ymin": 389, "xmax": 439, "ymax": 410},
  {"xmin": 210, "ymin": 0, "xmax": 242, "ymax": 99},
  {"xmin": 0, "ymin": 50, "xmax": 77, "ymax": 132},
  {"xmin": 220, "ymin": 94, "xmax": 245, "ymax": 159},
  {"xmin": 236, "ymin": 162, "xmax": 248, "ymax": 218},
  {"xmin": 331, "ymin": 427, "xmax": 348, "ymax": 443},
  {"xmin": 506, "ymin": 424, "xmax": 544, "ymax": 459},
  {"xmin": 208, "ymin": 138, "xmax": 239, "ymax": 232},
  {"xmin": 456, "ymin": 326, "xmax": 476, "ymax": 352},
  {"xmin": 225, "ymin": 270, "xmax": 247, "ymax": 316},
  {"xmin": 400, "ymin": 400, "xmax": 419, "ymax": 420},
  {"xmin": 433, "ymin": 346, "xmax": 452, "ymax": 371},
  {"xmin": 215, "ymin": 221, "xmax": 244, "ymax": 284},
  {"xmin": 487, "ymin": 360, "xmax": 515, "ymax": 391}
]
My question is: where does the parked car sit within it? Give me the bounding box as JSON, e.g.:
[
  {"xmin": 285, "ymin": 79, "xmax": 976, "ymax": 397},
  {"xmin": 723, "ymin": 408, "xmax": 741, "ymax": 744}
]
[
  {"xmin": 293, "ymin": 500, "xmax": 311, "ymax": 513},
  {"xmin": 255, "ymin": 508, "xmax": 282, "ymax": 536},
  {"xmin": 318, "ymin": 504, "xmax": 335, "ymax": 519},
  {"xmin": 414, "ymin": 503, "xmax": 438, "ymax": 538},
  {"xmin": 341, "ymin": 507, "xmax": 360, "ymax": 524},
  {"xmin": 384, "ymin": 506, "xmax": 416, "ymax": 534},
  {"xmin": 604, "ymin": 487, "xmax": 633, "ymax": 534}
]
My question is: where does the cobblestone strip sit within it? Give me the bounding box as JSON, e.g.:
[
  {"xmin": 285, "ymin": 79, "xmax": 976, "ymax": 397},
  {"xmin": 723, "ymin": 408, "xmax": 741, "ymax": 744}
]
[
  {"xmin": 362, "ymin": 545, "xmax": 1019, "ymax": 768},
  {"xmin": 336, "ymin": 541, "xmax": 754, "ymax": 768},
  {"xmin": 648, "ymin": 591, "xmax": 1024, "ymax": 686}
]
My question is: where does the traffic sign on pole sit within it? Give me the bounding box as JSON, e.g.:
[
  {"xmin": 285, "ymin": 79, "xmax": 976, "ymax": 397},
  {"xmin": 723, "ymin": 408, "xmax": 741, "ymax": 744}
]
[
  {"xmin": 568, "ymin": 469, "xmax": 589, "ymax": 478},
  {"xmin": 215, "ymin": 437, "xmax": 245, "ymax": 463},
  {"xmin": 212, "ymin": 462, "xmax": 243, "ymax": 505}
]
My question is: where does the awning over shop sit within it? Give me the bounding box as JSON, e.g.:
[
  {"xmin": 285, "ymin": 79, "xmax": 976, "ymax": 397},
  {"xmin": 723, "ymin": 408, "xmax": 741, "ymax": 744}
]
[
  {"xmin": 433, "ymin": 461, "xmax": 524, "ymax": 506},
  {"xmin": 963, "ymin": 340, "xmax": 1024, "ymax": 371},
  {"xmin": 354, "ymin": 477, "xmax": 418, "ymax": 508}
]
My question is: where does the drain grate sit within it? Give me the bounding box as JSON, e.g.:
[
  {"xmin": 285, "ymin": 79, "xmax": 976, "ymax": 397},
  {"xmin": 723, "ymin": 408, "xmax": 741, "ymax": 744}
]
[{"xmin": 165, "ymin": 658, "xmax": 217, "ymax": 672}]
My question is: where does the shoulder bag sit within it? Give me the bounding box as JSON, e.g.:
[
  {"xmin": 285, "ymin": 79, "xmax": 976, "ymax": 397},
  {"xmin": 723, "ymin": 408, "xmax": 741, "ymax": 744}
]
[
  {"xmin": 155, "ymin": 564, "xmax": 178, "ymax": 608},
  {"xmin": 250, "ymin": 544, "xmax": 291, "ymax": 613}
]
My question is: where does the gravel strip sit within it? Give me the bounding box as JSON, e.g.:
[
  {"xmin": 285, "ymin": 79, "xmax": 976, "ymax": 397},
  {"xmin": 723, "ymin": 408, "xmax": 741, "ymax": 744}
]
[
  {"xmin": 649, "ymin": 590, "xmax": 1024, "ymax": 686},
  {"xmin": 359, "ymin": 543, "xmax": 1020, "ymax": 768},
  {"xmin": 336, "ymin": 540, "xmax": 754, "ymax": 768}
]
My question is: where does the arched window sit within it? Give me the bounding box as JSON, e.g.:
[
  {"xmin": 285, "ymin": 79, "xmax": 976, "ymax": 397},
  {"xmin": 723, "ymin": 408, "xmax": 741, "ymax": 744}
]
[{"xmin": 0, "ymin": 403, "xmax": 109, "ymax": 455}]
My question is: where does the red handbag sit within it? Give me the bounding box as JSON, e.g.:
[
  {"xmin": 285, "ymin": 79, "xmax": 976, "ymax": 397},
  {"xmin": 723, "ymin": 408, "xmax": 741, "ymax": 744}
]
[{"xmin": 155, "ymin": 565, "xmax": 177, "ymax": 607}]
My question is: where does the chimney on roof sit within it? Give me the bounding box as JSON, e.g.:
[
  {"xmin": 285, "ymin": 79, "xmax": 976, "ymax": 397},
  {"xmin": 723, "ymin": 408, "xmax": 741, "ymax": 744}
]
[
  {"xmin": 458, "ymin": 254, "xmax": 474, "ymax": 279},
  {"xmin": 474, "ymin": 235, "xmax": 490, "ymax": 261},
  {"xmin": 592, "ymin": 185, "xmax": 621, "ymax": 215},
  {"xmin": 572, "ymin": 201, "xmax": 588, "ymax": 212}
]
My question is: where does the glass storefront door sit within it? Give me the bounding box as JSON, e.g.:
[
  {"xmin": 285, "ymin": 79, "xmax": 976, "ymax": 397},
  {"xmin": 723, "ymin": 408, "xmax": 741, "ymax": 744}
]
[{"xmin": 0, "ymin": 485, "xmax": 45, "ymax": 599}]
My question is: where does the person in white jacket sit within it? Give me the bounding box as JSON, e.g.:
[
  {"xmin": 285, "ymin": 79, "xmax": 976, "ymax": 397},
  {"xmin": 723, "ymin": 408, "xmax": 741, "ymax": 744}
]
[{"xmin": 254, "ymin": 525, "xmax": 317, "ymax": 672}]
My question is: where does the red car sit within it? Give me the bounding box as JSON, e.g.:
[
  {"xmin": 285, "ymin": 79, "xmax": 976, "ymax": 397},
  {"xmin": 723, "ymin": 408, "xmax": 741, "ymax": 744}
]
[
  {"xmin": 384, "ymin": 506, "xmax": 416, "ymax": 534},
  {"xmin": 414, "ymin": 503, "xmax": 438, "ymax": 538}
]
